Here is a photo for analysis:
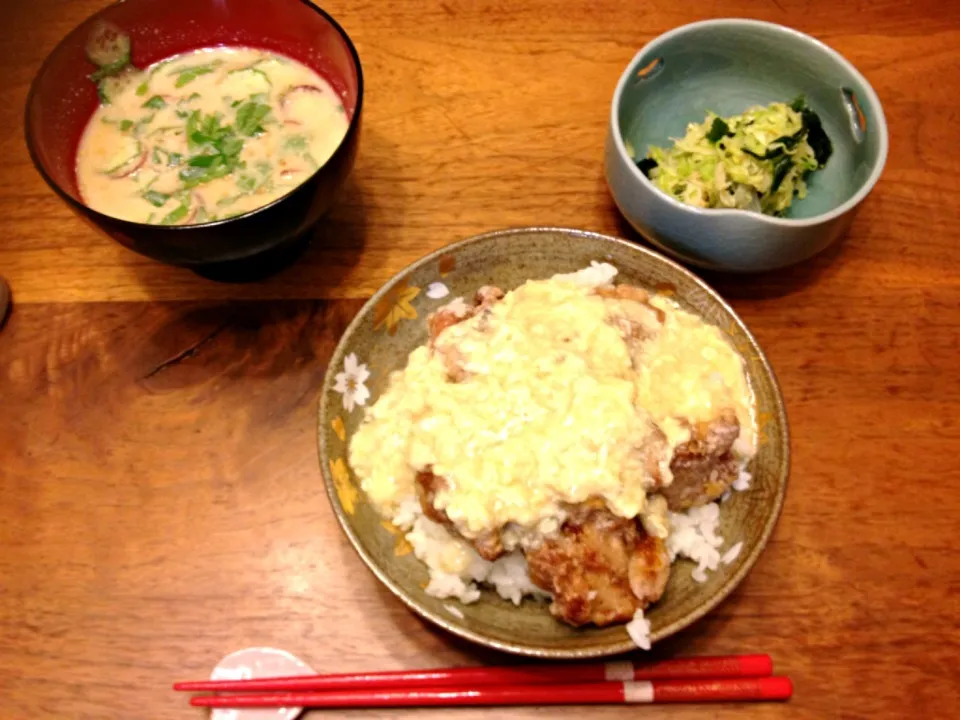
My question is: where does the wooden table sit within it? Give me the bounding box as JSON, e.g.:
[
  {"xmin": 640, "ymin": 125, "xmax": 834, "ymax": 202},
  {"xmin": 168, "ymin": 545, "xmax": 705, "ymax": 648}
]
[{"xmin": 2, "ymin": 1, "xmax": 959, "ymax": 717}]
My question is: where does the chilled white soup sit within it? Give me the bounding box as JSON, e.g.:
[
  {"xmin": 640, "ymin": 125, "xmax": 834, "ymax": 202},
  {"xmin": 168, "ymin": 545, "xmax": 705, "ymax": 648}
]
[{"xmin": 76, "ymin": 47, "xmax": 350, "ymax": 225}]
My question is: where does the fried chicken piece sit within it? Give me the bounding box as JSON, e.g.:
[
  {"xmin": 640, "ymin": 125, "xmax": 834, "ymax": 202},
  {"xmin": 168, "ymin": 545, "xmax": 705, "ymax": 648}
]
[
  {"xmin": 436, "ymin": 344, "xmax": 470, "ymax": 383},
  {"xmin": 427, "ymin": 286, "xmax": 504, "ymax": 342},
  {"xmin": 427, "ymin": 287, "xmax": 504, "ymax": 382},
  {"xmin": 415, "ymin": 468, "xmax": 505, "ymax": 561},
  {"xmin": 660, "ymin": 409, "xmax": 741, "ymax": 511},
  {"xmin": 622, "ymin": 424, "xmax": 669, "ymax": 490},
  {"xmin": 526, "ymin": 503, "xmax": 670, "ymax": 627},
  {"xmin": 414, "ymin": 467, "xmax": 450, "ymax": 525},
  {"xmin": 596, "ymin": 286, "xmax": 743, "ymax": 511},
  {"xmin": 594, "ymin": 284, "xmax": 651, "ymax": 304},
  {"xmin": 595, "ymin": 284, "xmax": 665, "ymax": 343},
  {"xmin": 629, "ymin": 525, "xmax": 672, "ymax": 606},
  {"xmin": 474, "ymin": 285, "xmax": 505, "ymax": 308}
]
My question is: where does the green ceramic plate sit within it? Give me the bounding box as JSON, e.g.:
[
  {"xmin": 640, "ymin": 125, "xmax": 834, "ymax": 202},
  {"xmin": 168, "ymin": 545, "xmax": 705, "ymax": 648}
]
[{"xmin": 318, "ymin": 227, "xmax": 789, "ymax": 658}]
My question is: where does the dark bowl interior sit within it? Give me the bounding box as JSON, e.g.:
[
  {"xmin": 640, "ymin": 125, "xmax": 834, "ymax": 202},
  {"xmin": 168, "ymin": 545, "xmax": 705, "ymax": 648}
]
[{"xmin": 25, "ymin": 0, "xmax": 363, "ymax": 270}]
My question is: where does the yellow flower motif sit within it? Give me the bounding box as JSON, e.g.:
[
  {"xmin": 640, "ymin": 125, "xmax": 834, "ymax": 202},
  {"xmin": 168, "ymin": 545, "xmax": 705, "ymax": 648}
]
[
  {"xmin": 331, "ymin": 415, "xmax": 346, "ymax": 442},
  {"xmin": 373, "ymin": 278, "xmax": 421, "ymax": 335},
  {"xmin": 756, "ymin": 411, "xmax": 772, "ymax": 446},
  {"xmin": 329, "ymin": 457, "xmax": 357, "ymax": 515},
  {"xmin": 379, "ymin": 520, "xmax": 411, "ymax": 555},
  {"xmin": 394, "ymin": 535, "xmax": 412, "ymax": 557}
]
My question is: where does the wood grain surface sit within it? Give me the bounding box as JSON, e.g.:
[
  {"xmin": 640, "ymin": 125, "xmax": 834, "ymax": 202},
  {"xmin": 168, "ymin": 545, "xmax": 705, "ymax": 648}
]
[{"xmin": 1, "ymin": 0, "xmax": 959, "ymax": 718}]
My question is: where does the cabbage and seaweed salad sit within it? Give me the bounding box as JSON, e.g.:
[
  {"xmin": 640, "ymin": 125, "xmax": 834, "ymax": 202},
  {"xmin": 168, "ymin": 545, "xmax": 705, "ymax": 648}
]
[{"xmin": 627, "ymin": 97, "xmax": 833, "ymax": 216}]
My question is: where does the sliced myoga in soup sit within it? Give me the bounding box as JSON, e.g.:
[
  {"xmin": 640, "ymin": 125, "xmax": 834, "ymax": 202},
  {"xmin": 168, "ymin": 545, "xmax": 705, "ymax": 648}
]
[
  {"xmin": 76, "ymin": 47, "xmax": 350, "ymax": 225},
  {"xmin": 348, "ymin": 263, "xmax": 758, "ymax": 630}
]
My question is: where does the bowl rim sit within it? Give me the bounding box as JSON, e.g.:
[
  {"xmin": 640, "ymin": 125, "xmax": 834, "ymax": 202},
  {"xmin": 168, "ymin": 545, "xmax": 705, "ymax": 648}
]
[
  {"xmin": 23, "ymin": 0, "xmax": 364, "ymax": 233},
  {"xmin": 318, "ymin": 226, "xmax": 791, "ymax": 658},
  {"xmin": 609, "ymin": 18, "xmax": 889, "ymax": 227}
]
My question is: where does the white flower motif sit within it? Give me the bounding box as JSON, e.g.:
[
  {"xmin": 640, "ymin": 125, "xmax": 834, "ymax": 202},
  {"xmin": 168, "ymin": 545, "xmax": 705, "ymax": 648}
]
[
  {"xmin": 333, "ymin": 353, "xmax": 370, "ymax": 412},
  {"xmin": 426, "ymin": 282, "xmax": 450, "ymax": 300}
]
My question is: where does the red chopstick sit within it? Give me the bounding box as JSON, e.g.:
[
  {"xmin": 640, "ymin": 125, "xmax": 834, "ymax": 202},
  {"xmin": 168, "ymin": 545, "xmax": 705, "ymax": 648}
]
[
  {"xmin": 190, "ymin": 677, "xmax": 793, "ymax": 708},
  {"xmin": 174, "ymin": 653, "xmax": 771, "ymax": 693}
]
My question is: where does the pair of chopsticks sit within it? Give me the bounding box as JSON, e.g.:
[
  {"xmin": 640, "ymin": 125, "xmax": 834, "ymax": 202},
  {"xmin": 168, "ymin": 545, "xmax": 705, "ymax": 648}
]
[{"xmin": 175, "ymin": 654, "xmax": 792, "ymax": 709}]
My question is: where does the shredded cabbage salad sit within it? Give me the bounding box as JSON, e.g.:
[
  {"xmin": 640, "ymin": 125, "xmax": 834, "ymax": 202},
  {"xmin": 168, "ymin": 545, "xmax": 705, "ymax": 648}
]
[{"xmin": 627, "ymin": 97, "xmax": 833, "ymax": 216}]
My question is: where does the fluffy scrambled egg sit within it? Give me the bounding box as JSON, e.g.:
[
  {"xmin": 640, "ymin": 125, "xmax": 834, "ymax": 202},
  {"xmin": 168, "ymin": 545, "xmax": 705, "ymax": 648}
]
[
  {"xmin": 349, "ymin": 274, "xmax": 754, "ymax": 540},
  {"xmin": 636, "ymin": 295, "xmax": 757, "ymax": 457}
]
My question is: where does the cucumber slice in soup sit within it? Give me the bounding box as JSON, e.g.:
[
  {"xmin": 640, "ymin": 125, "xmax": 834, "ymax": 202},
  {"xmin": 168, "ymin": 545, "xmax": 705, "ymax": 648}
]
[
  {"xmin": 86, "ymin": 22, "xmax": 131, "ymax": 69},
  {"xmin": 220, "ymin": 67, "xmax": 272, "ymax": 98},
  {"xmin": 97, "ymin": 67, "xmax": 139, "ymax": 104},
  {"xmin": 102, "ymin": 138, "xmax": 144, "ymax": 178}
]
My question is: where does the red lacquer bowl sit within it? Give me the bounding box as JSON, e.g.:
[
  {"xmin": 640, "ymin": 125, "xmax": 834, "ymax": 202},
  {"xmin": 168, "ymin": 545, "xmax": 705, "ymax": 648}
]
[{"xmin": 25, "ymin": 0, "xmax": 363, "ymax": 280}]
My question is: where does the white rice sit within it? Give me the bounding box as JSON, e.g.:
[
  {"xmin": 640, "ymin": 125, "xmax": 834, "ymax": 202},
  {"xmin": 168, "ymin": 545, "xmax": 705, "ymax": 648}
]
[
  {"xmin": 732, "ymin": 467, "xmax": 752, "ymax": 492},
  {"xmin": 721, "ymin": 541, "xmax": 744, "ymax": 565},
  {"xmin": 551, "ymin": 261, "xmax": 619, "ymax": 288},
  {"xmin": 403, "ymin": 515, "xmax": 549, "ymax": 606},
  {"xmin": 392, "ymin": 497, "xmax": 422, "ymax": 530},
  {"xmin": 625, "ymin": 608, "xmax": 651, "ymax": 650},
  {"xmin": 667, "ymin": 503, "xmax": 724, "ymax": 584},
  {"xmin": 444, "ymin": 603, "xmax": 465, "ymax": 620},
  {"xmin": 665, "ymin": 468, "xmax": 752, "ymax": 585}
]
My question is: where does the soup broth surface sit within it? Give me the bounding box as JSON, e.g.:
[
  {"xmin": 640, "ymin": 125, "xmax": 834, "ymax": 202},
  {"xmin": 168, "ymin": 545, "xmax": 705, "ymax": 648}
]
[{"xmin": 77, "ymin": 46, "xmax": 349, "ymax": 225}]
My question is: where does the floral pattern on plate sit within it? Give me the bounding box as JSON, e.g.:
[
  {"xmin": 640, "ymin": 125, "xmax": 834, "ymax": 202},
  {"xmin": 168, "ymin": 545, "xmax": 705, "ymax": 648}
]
[
  {"xmin": 329, "ymin": 457, "xmax": 358, "ymax": 515},
  {"xmin": 426, "ymin": 281, "xmax": 450, "ymax": 299},
  {"xmin": 331, "ymin": 415, "xmax": 346, "ymax": 442},
  {"xmin": 373, "ymin": 277, "xmax": 421, "ymax": 335},
  {"xmin": 333, "ymin": 353, "xmax": 370, "ymax": 412}
]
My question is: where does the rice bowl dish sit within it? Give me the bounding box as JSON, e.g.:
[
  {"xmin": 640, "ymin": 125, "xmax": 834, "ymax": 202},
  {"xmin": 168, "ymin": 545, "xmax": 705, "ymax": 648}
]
[{"xmin": 347, "ymin": 261, "xmax": 759, "ymax": 649}]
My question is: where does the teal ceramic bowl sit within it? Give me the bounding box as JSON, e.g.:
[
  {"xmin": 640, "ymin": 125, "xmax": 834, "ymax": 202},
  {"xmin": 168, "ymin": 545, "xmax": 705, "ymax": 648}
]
[{"xmin": 604, "ymin": 19, "xmax": 888, "ymax": 272}]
